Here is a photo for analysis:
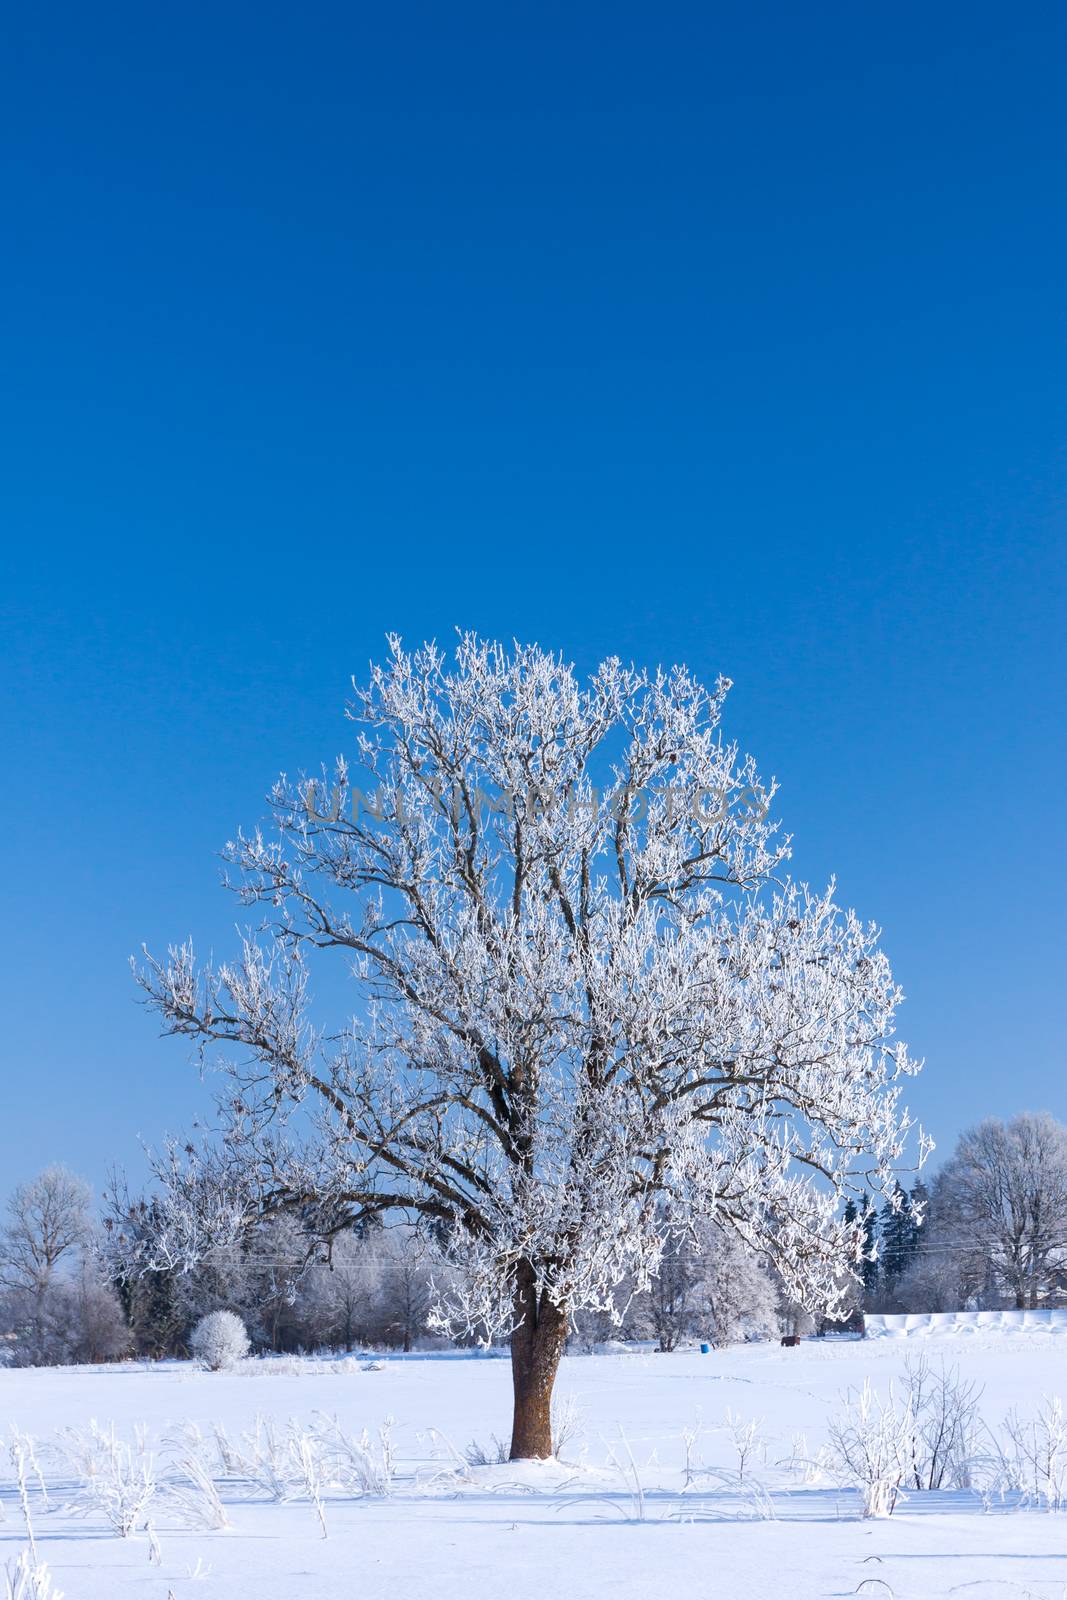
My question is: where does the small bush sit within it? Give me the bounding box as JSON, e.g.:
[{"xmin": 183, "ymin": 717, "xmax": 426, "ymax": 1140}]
[
  {"xmin": 1000, "ymin": 1395, "xmax": 1067, "ymax": 1510},
  {"xmin": 189, "ymin": 1310, "xmax": 249, "ymax": 1371},
  {"xmin": 59, "ymin": 1421, "xmax": 156, "ymax": 1538},
  {"xmin": 4, "ymin": 1551, "xmax": 63, "ymax": 1600},
  {"xmin": 827, "ymin": 1379, "xmax": 914, "ymax": 1517}
]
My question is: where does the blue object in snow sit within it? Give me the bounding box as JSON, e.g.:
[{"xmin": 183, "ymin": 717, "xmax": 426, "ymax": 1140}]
[{"xmin": 700, "ymin": 1342, "xmax": 710, "ymax": 1354}]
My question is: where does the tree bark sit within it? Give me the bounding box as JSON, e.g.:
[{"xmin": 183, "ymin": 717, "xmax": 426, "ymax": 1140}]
[{"xmin": 509, "ymin": 1260, "xmax": 568, "ymax": 1460}]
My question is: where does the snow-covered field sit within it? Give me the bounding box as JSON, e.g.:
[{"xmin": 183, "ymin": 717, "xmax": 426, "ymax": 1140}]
[{"xmin": 3, "ymin": 1319, "xmax": 1067, "ymax": 1600}]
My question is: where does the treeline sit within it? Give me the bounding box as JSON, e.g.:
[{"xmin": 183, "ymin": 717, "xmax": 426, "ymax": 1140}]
[
  {"xmin": 0, "ymin": 1168, "xmax": 446, "ymax": 1365},
  {"xmin": 0, "ymin": 1171, "xmax": 783, "ymax": 1363},
  {"xmin": 0, "ymin": 1172, "xmax": 790, "ymax": 1364},
  {"xmin": 2, "ymin": 1111, "xmax": 1065, "ymax": 1366},
  {"xmin": 110, "ymin": 1213, "xmax": 441, "ymax": 1359},
  {"xmin": 848, "ymin": 1113, "xmax": 1067, "ymax": 1315}
]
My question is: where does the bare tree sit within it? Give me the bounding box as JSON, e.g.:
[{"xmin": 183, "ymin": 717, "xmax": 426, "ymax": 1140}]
[
  {"xmin": 372, "ymin": 1226, "xmax": 434, "ymax": 1352},
  {"xmin": 133, "ymin": 635, "xmax": 924, "ymax": 1457},
  {"xmin": 0, "ymin": 1166, "xmax": 92, "ymax": 1298},
  {"xmin": 62, "ymin": 1266, "xmax": 132, "ymax": 1364},
  {"xmin": 308, "ymin": 1229, "xmax": 377, "ymax": 1352},
  {"xmin": 935, "ymin": 1114, "xmax": 1067, "ymax": 1309},
  {"xmin": 0, "ymin": 1167, "xmax": 126, "ymax": 1366}
]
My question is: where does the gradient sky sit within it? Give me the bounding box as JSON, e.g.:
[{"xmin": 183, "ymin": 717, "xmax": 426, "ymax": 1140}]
[{"xmin": 2, "ymin": 2, "xmax": 1065, "ymax": 1200}]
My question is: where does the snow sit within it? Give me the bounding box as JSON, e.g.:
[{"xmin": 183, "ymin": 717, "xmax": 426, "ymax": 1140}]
[
  {"xmin": 2, "ymin": 1333, "xmax": 1066, "ymax": 1599},
  {"xmin": 865, "ymin": 1308, "xmax": 1067, "ymax": 1338}
]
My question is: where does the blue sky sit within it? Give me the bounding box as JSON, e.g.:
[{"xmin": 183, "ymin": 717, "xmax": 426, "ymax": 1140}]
[{"xmin": 2, "ymin": 2, "xmax": 1065, "ymax": 1198}]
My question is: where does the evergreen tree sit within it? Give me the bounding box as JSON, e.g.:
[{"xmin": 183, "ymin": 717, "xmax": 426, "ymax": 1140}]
[{"xmin": 880, "ymin": 1183, "xmax": 920, "ymax": 1285}]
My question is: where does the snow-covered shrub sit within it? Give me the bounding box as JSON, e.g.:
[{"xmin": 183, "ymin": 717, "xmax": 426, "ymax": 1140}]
[
  {"xmin": 901, "ymin": 1355, "xmax": 983, "ymax": 1490},
  {"xmin": 827, "ymin": 1380, "xmax": 914, "ymax": 1517},
  {"xmin": 59, "ymin": 1421, "xmax": 156, "ymax": 1538},
  {"xmin": 6, "ymin": 1431, "xmax": 49, "ymax": 1586},
  {"xmin": 214, "ymin": 1416, "xmax": 292, "ymax": 1501},
  {"xmin": 159, "ymin": 1423, "xmax": 230, "ymax": 1530},
  {"xmin": 210, "ymin": 1411, "xmax": 394, "ymax": 1509},
  {"xmin": 4, "ymin": 1552, "xmax": 62, "ymax": 1600},
  {"xmin": 1000, "ymin": 1396, "xmax": 1067, "ymax": 1510},
  {"xmin": 551, "ymin": 1393, "xmax": 586, "ymax": 1462},
  {"xmin": 310, "ymin": 1413, "xmax": 394, "ymax": 1495},
  {"xmin": 829, "ymin": 1363, "xmax": 989, "ymax": 1514},
  {"xmin": 190, "ymin": 1310, "xmax": 249, "ymax": 1371},
  {"xmin": 291, "ymin": 1433, "xmax": 330, "ymax": 1538},
  {"xmin": 604, "ymin": 1430, "xmax": 647, "ymax": 1521},
  {"xmin": 8, "ymin": 1428, "xmax": 48, "ymax": 1534},
  {"xmin": 722, "ymin": 1408, "xmax": 766, "ymax": 1482},
  {"xmin": 779, "ymin": 1432, "xmax": 835, "ymax": 1487}
]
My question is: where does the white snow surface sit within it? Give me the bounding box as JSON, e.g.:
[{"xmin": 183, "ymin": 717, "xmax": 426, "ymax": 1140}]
[
  {"xmin": 866, "ymin": 1307, "xmax": 1067, "ymax": 1338},
  {"xmin": 2, "ymin": 1331, "xmax": 1066, "ymax": 1600}
]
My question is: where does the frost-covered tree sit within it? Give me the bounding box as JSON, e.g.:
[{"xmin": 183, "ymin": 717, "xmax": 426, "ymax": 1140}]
[
  {"xmin": 0, "ymin": 1167, "xmax": 92, "ymax": 1298},
  {"xmin": 643, "ymin": 1226, "xmax": 700, "ymax": 1352},
  {"xmin": 689, "ymin": 1226, "xmax": 780, "ymax": 1346},
  {"xmin": 934, "ymin": 1114, "xmax": 1067, "ymax": 1309},
  {"xmin": 133, "ymin": 635, "xmax": 924, "ymax": 1457},
  {"xmin": 0, "ymin": 1166, "xmax": 99, "ymax": 1364},
  {"xmin": 637, "ymin": 1215, "xmax": 778, "ymax": 1350}
]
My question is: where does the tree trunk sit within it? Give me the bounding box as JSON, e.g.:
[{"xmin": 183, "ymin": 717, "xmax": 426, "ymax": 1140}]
[{"xmin": 509, "ymin": 1261, "xmax": 568, "ymax": 1460}]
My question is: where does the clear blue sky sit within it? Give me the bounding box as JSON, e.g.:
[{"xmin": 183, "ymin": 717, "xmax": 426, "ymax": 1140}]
[{"xmin": 2, "ymin": 2, "xmax": 1064, "ymax": 1199}]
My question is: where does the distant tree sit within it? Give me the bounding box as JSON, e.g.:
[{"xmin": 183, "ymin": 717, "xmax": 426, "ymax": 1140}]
[
  {"xmin": 0, "ymin": 1166, "xmax": 97, "ymax": 1363},
  {"xmin": 636, "ymin": 1218, "xmax": 779, "ymax": 1350},
  {"xmin": 372, "ymin": 1227, "xmax": 434, "ymax": 1352},
  {"xmin": 690, "ymin": 1228, "xmax": 780, "ymax": 1346},
  {"xmin": 880, "ymin": 1184, "xmax": 920, "ymax": 1287},
  {"xmin": 643, "ymin": 1227, "xmax": 700, "ymax": 1353},
  {"xmin": 0, "ymin": 1166, "xmax": 92, "ymax": 1298},
  {"xmin": 242, "ymin": 1215, "xmax": 310, "ymax": 1352},
  {"xmin": 935, "ymin": 1114, "xmax": 1067, "ymax": 1309},
  {"xmin": 103, "ymin": 1185, "xmax": 189, "ymax": 1357},
  {"xmin": 300, "ymin": 1230, "xmax": 374, "ymax": 1351},
  {"xmin": 63, "ymin": 1266, "xmax": 132, "ymax": 1364},
  {"xmin": 892, "ymin": 1243, "xmax": 966, "ymax": 1315}
]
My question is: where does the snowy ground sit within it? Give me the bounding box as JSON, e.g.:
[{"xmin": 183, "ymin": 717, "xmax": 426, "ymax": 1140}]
[{"xmin": 3, "ymin": 1318, "xmax": 1067, "ymax": 1600}]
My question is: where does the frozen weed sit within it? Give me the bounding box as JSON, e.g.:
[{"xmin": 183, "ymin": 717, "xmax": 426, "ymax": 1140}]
[{"xmin": 58, "ymin": 1422, "xmax": 156, "ymax": 1539}]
